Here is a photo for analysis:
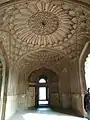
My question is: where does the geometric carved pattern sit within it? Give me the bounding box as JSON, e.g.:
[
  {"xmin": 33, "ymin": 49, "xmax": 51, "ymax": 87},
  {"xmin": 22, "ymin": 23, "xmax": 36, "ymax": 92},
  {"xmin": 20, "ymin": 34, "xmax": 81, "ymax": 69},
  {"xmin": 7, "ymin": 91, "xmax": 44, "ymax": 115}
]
[
  {"xmin": 28, "ymin": 12, "xmax": 59, "ymax": 35},
  {"xmin": 17, "ymin": 50, "xmax": 63, "ymax": 66},
  {"xmin": 3, "ymin": 1, "xmax": 76, "ymax": 47},
  {"xmin": 16, "ymin": 49, "xmax": 63, "ymax": 74},
  {"xmin": 0, "ymin": 0, "xmax": 89, "ymax": 73}
]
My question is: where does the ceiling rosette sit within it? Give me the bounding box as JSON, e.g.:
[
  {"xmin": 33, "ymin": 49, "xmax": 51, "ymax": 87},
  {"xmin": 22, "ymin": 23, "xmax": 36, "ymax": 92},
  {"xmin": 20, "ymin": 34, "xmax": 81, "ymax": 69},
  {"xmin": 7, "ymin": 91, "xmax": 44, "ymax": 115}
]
[{"xmin": 3, "ymin": 0, "xmax": 77, "ymax": 47}]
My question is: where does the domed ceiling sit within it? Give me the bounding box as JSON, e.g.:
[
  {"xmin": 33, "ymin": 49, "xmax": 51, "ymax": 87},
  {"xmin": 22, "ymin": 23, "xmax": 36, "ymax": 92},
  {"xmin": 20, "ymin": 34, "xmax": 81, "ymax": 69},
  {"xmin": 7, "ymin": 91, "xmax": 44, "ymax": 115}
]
[
  {"xmin": 0, "ymin": 0, "xmax": 90, "ymax": 73},
  {"xmin": 8, "ymin": 2, "xmax": 76, "ymax": 47}
]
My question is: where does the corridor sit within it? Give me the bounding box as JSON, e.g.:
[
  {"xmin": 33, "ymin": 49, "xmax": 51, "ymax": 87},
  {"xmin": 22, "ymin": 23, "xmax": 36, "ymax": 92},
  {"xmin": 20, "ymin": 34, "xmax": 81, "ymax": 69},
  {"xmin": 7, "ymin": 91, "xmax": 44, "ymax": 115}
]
[{"xmin": 9, "ymin": 108, "xmax": 87, "ymax": 120}]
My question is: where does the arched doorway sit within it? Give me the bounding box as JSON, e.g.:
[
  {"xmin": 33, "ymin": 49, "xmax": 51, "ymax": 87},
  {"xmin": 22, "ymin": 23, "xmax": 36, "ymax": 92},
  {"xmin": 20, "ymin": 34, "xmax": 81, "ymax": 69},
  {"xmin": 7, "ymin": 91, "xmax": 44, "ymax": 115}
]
[
  {"xmin": 27, "ymin": 68, "xmax": 59, "ymax": 109},
  {"xmin": 37, "ymin": 75, "xmax": 49, "ymax": 107}
]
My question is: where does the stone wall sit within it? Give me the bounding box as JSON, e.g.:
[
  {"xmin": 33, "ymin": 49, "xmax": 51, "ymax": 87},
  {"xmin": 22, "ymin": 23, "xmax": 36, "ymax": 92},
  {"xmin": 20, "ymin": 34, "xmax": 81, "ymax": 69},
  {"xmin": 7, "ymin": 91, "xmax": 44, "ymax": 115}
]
[
  {"xmin": 26, "ymin": 87, "xmax": 35, "ymax": 108},
  {"xmin": 61, "ymin": 93, "xmax": 71, "ymax": 108},
  {"xmin": 5, "ymin": 59, "xmax": 85, "ymax": 120},
  {"xmin": 5, "ymin": 68, "xmax": 19, "ymax": 120},
  {"xmin": 5, "ymin": 68, "xmax": 36, "ymax": 120},
  {"xmin": 71, "ymin": 93, "xmax": 84, "ymax": 116},
  {"xmin": 50, "ymin": 93, "xmax": 60, "ymax": 107},
  {"xmin": 5, "ymin": 95, "xmax": 17, "ymax": 120}
]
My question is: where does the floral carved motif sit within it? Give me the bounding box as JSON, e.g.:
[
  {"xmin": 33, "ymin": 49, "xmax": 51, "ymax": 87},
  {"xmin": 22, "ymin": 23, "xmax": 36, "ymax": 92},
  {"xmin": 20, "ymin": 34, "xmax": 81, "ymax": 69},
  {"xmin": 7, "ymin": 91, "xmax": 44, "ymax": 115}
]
[
  {"xmin": 28, "ymin": 12, "xmax": 59, "ymax": 35},
  {"xmin": 0, "ymin": 0, "xmax": 89, "ymax": 68},
  {"xmin": 2, "ymin": 1, "xmax": 77, "ymax": 47}
]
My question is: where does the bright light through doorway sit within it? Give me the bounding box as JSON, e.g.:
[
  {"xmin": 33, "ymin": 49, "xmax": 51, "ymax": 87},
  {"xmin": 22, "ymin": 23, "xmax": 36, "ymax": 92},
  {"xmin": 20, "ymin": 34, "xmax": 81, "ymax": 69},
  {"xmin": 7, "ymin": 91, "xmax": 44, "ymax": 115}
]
[
  {"xmin": 39, "ymin": 87, "xmax": 46, "ymax": 100},
  {"xmin": 39, "ymin": 87, "xmax": 48, "ymax": 105},
  {"xmin": 85, "ymin": 54, "xmax": 90, "ymax": 89},
  {"xmin": 39, "ymin": 78, "xmax": 46, "ymax": 83},
  {"xmin": 38, "ymin": 78, "xmax": 48, "ymax": 105}
]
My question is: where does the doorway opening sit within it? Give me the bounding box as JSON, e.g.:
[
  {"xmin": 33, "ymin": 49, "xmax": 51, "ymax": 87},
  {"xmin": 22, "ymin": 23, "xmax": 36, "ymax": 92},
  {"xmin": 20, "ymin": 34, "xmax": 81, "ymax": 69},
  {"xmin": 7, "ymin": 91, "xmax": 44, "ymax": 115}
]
[
  {"xmin": 38, "ymin": 77, "xmax": 49, "ymax": 107},
  {"xmin": 85, "ymin": 54, "xmax": 90, "ymax": 89},
  {"xmin": 39, "ymin": 86, "xmax": 48, "ymax": 105}
]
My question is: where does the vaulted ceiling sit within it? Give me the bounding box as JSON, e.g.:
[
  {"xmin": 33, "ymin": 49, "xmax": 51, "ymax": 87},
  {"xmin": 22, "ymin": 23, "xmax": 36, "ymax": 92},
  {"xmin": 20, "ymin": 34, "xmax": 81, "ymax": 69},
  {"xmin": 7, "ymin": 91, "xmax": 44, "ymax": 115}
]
[{"xmin": 0, "ymin": 0, "xmax": 90, "ymax": 75}]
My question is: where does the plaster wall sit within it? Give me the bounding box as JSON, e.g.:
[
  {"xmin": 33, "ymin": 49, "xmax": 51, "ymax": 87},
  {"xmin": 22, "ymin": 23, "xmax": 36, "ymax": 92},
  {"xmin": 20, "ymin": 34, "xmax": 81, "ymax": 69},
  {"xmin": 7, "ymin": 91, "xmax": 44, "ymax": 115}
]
[
  {"xmin": 5, "ymin": 68, "xmax": 33, "ymax": 120},
  {"xmin": 58, "ymin": 60, "xmax": 84, "ymax": 116},
  {"xmin": 5, "ymin": 68, "xmax": 19, "ymax": 120},
  {"xmin": 5, "ymin": 59, "xmax": 85, "ymax": 120},
  {"xmin": 70, "ymin": 61, "xmax": 84, "ymax": 115}
]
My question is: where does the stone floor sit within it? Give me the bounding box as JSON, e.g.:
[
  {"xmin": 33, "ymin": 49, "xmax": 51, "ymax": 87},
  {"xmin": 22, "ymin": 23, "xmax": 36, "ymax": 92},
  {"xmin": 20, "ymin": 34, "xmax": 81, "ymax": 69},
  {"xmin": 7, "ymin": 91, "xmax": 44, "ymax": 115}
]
[{"xmin": 9, "ymin": 108, "xmax": 87, "ymax": 120}]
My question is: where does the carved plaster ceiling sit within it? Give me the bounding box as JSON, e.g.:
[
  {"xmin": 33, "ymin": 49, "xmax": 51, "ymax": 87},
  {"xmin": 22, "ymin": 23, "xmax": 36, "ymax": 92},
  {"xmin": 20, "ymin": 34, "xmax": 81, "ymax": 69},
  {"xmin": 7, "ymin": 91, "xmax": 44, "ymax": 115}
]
[
  {"xmin": 2, "ymin": 0, "xmax": 77, "ymax": 47},
  {"xmin": 17, "ymin": 49, "xmax": 63, "ymax": 73},
  {"xmin": 0, "ymin": 0, "xmax": 89, "ymax": 72}
]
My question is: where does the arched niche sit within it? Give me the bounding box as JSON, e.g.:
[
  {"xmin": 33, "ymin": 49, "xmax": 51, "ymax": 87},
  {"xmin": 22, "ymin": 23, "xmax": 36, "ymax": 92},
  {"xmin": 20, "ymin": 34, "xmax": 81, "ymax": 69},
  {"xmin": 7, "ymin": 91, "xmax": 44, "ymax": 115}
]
[
  {"xmin": 27, "ymin": 67, "xmax": 59, "ymax": 85},
  {"xmin": 0, "ymin": 41, "xmax": 9, "ymax": 120}
]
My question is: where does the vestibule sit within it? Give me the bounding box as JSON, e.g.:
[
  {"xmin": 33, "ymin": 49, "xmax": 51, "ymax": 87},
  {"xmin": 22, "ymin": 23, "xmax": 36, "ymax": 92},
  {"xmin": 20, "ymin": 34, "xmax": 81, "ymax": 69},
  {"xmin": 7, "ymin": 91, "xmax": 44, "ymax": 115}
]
[{"xmin": 0, "ymin": 0, "xmax": 90, "ymax": 120}]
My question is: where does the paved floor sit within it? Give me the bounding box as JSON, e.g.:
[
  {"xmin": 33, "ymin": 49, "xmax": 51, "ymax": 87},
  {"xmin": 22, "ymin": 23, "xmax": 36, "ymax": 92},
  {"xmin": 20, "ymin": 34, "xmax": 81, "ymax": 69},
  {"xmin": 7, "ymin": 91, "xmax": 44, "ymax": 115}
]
[{"xmin": 9, "ymin": 108, "xmax": 87, "ymax": 120}]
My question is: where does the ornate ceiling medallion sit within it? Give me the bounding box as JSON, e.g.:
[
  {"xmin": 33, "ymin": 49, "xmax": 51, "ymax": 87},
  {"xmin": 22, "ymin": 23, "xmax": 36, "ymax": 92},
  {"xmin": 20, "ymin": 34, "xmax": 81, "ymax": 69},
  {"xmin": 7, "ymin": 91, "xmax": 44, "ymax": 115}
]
[
  {"xmin": 28, "ymin": 12, "xmax": 59, "ymax": 35},
  {"xmin": 3, "ymin": 1, "xmax": 77, "ymax": 47}
]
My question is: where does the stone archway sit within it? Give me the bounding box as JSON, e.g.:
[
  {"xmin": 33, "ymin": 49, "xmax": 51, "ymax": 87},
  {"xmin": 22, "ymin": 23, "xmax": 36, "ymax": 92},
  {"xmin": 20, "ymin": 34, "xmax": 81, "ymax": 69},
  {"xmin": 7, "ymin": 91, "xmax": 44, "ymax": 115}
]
[{"xmin": 27, "ymin": 67, "xmax": 59, "ymax": 108}]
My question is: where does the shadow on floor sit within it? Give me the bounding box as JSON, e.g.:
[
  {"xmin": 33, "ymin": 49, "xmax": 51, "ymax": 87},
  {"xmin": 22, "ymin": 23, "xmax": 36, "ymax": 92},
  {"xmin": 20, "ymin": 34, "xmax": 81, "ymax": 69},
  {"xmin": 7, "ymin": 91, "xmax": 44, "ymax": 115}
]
[{"xmin": 51, "ymin": 107, "xmax": 82, "ymax": 117}]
